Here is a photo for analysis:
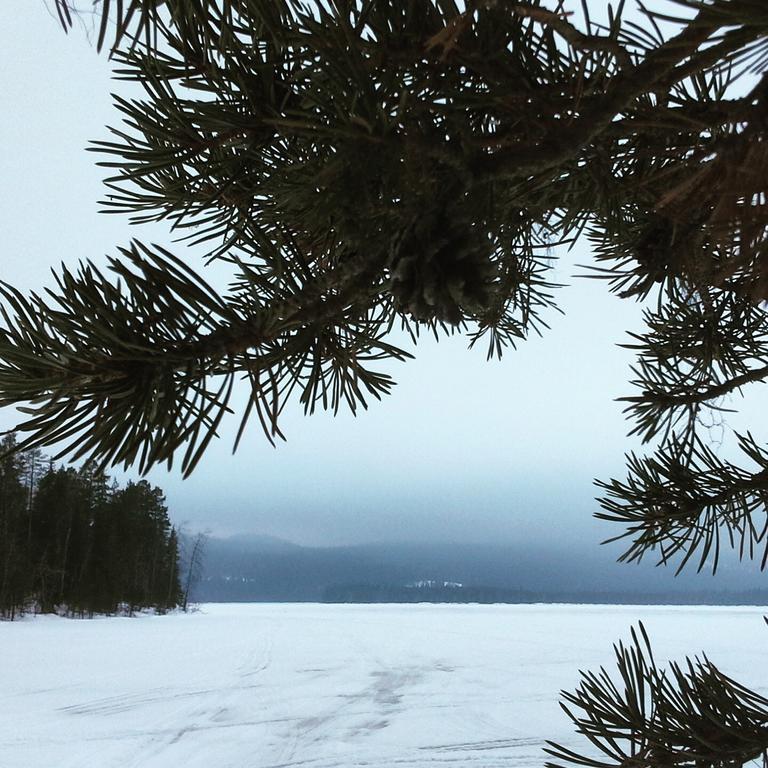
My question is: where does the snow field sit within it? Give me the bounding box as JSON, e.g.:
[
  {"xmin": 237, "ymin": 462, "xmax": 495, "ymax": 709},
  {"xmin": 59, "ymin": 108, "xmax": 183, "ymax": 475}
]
[{"xmin": 1, "ymin": 603, "xmax": 767, "ymax": 768}]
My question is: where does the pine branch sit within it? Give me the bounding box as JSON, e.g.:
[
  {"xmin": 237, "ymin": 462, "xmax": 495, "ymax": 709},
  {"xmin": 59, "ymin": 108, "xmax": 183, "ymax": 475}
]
[
  {"xmin": 54, "ymin": 0, "xmax": 169, "ymax": 54},
  {"xmin": 623, "ymin": 364, "xmax": 768, "ymax": 443},
  {"xmin": 0, "ymin": 242, "xmax": 408, "ymax": 476},
  {"xmin": 471, "ymin": 6, "xmax": 731, "ymax": 180},
  {"xmin": 507, "ymin": 4, "xmax": 632, "ymax": 66},
  {"xmin": 619, "ymin": 292, "xmax": 768, "ymax": 445},
  {"xmin": 546, "ymin": 623, "xmax": 768, "ymax": 768},
  {"xmin": 596, "ymin": 434, "xmax": 768, "ymax": 574}
]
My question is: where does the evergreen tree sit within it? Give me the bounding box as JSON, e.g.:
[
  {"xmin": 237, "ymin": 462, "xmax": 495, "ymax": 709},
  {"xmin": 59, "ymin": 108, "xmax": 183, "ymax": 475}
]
[
  {"xmin": 74, "ymin": 462, "xmax": 111, "ymax": 615},
  {"xmin": 0, "ymin": 435, "xmax": 29, "ymax": 619},
  {"xmin": 29, "ymin": 466, "xmax": 84, "ymax": 611},
  {"xmin": 0, "ymin": 440, "xmax": 182, "ymax": 617},
  {"xmin": 2, "ymin": 0, "xmax": 768, "ymax": 763}
]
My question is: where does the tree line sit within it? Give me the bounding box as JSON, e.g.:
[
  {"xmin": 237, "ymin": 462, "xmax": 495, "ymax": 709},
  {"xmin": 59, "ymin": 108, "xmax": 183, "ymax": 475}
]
[{"xmin": 0, "ymin": 435, "xmax": 182, "ymax": 619}]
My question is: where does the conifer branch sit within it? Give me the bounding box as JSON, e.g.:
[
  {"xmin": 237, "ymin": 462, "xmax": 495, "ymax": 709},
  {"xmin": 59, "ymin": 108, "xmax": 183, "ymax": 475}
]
[
  {"xmin": 546, "ymin": 623, "xmax": 768, "ymax": 768},
  {"xmin": 596, "ymin": 434, "xmax": 768, "ymax": 574},
  {"xmin": 472, "ymin": 8, "xmax": 727, "ymax": 180},
  {"xmin": 0, "ymin": 242, "xmax": 408, "ymax": 476},
  {"xmin": 507, "ymin": 4, "xmax": 632, "ymax": 65}
]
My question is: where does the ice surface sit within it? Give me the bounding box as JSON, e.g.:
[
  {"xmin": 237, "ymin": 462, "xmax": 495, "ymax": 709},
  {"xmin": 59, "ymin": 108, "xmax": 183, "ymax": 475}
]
[{"xmin": 2, "ymin": 603, "xmax": 767, "ymax": 768}]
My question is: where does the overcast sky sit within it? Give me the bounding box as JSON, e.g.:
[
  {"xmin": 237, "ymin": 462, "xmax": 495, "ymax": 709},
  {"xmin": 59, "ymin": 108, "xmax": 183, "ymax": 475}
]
[{"xmin": 1, "ymin": 2, "xmax": 765, "ymax": 550}]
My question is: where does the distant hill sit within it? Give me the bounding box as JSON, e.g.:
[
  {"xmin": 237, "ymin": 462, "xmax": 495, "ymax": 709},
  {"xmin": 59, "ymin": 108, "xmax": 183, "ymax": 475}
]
[{"xmin": 192, "ymin": 535, "xmax": 768, "ymax": 605}]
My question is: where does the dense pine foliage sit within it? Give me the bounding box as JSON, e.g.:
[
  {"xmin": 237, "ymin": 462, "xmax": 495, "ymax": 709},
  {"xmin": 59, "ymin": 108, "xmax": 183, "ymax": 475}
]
[{"xmin": 0, "ymin": 435, "xmax": 181, "ymax": 619}]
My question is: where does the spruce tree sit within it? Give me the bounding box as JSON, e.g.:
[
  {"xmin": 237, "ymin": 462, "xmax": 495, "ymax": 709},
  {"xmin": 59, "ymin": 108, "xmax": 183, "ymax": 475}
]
[
  {"xmin": 2, "ymin": 0, "xmax": 767, "ymax": 763},
  {"xmin": 75, "ymin": 462, "xmax": 110, "ymax": 615},
  {"xmin": 0, "ymin": 436, "xmax": 29, "ymax": 618}
]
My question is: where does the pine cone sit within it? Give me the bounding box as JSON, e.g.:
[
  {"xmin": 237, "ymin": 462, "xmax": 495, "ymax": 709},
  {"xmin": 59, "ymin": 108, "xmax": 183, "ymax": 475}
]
[
  {"xmin": 388, "ymin": 212, "xmax": 496, "ymax": 324},
  {"xmin": 635, "ymin": 215, "xmax": 677, "ymax": 277}
]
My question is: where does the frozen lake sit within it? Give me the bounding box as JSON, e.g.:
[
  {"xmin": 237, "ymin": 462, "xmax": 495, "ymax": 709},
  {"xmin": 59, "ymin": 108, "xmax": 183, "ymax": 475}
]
[{"xmin": 2, "ymin": 603, "xmax": 767, "ymax": 768}]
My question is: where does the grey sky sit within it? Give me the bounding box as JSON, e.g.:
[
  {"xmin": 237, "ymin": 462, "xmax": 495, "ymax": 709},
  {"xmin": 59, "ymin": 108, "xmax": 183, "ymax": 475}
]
[{"xmin": 1, "ymin": 2, "xmax": 765, "ymax": 549}]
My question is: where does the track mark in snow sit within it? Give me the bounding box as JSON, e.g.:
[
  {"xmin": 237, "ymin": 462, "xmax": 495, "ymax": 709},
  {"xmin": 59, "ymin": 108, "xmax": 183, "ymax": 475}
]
[
  {"xmin": 421, "ymin": 737, "xmax": 541, "ymax": 752},
  {"xmin": 210, "ymin": 706, "xmax": 232, "ymax": 722},
  {"xmin": 365, "ymin": 668, "xmax": 423, "ymax": 709},
  {"xmin": 277, "ymin": 664, "xmax": 429, "ymax": 766},
  {"xmin": 57, "ymin": 687, "xmax": 216, "ymax": 716},
  {"xmin": 237, "ymin": 632, "xmax": 274, "ymax": 680},
  {"xmin": 345, "ymin": 717, "xmax": 390, "ymax": 739}
]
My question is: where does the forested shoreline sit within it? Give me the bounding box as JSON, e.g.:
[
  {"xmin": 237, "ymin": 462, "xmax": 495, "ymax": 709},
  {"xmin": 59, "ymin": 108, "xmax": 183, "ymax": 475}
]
[{"xmin": 0, "ymin": 435, "xmax": 181, "ymax": 619}]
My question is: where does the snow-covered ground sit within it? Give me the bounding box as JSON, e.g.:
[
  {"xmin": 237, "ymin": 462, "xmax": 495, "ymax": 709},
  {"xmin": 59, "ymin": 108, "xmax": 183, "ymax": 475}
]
[{"xmin": 2, "ymin": 603, "xmax": 767, "ymax": 768}]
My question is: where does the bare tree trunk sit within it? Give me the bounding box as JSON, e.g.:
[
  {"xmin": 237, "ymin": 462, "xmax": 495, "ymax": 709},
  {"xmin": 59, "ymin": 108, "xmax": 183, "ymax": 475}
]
[{"xmin": 183, "ymin": 532, "xmax": 207, "ymax": 612}]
